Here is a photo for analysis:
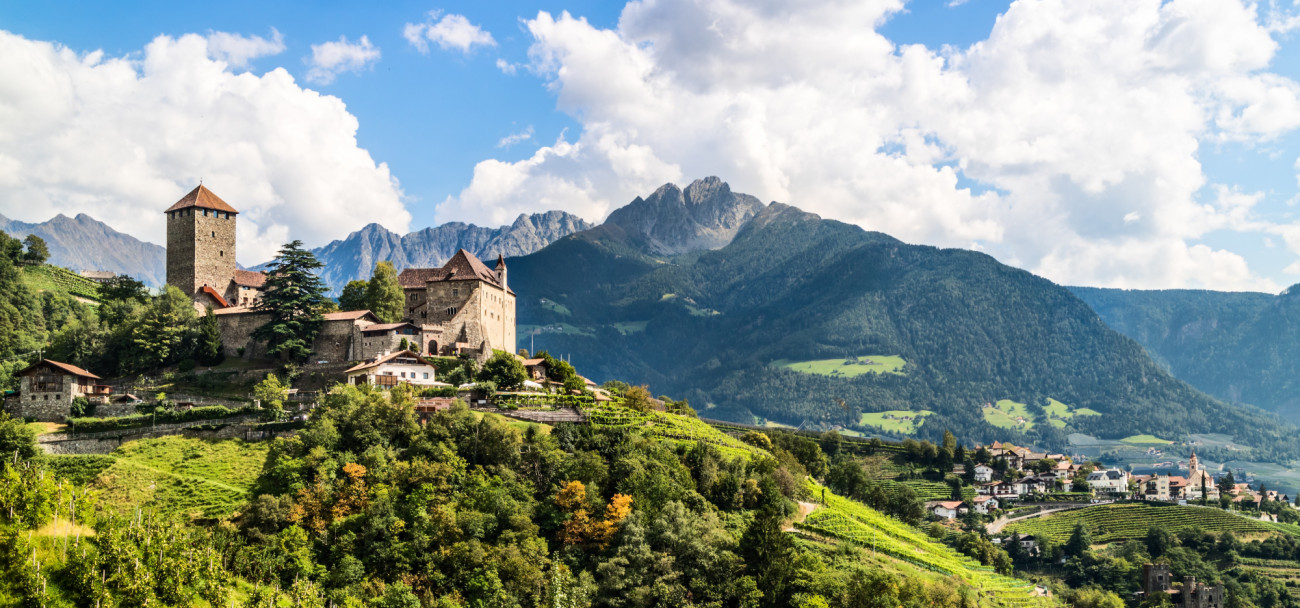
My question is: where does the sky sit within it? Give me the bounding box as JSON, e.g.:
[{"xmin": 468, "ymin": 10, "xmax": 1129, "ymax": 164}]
[{"xmin": 4, "ymin": 0, "xmax": 1300, "ymax": 292}]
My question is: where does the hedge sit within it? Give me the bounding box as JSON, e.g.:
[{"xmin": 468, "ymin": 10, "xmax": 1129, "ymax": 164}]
[{"xmin": 69, "ymin": 405, "xmax": 256, "ymax": 433}]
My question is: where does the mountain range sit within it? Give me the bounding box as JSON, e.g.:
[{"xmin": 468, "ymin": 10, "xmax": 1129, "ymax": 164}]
[
  {"xmin": 506, "ymin": 178, "xmax": 1298, "ymax": 460},
  {"xmin": 274, "ymin": 210, "xmax": 595, "ymax": 293}
]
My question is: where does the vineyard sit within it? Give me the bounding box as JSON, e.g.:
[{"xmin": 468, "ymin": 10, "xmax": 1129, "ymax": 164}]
[
  {"xmin": 1002, "ymin": 503, "xmax": 1300, "ymax": 544},
  {"xmin": 796, "ymin": 481, "xmax": 1054, "ymax": 607},
  {"xmin": 582, "ymin": 402, "xmax": 768, "ymax": 459},
  {"xmin": 21, "ymin": 264, "xmax": 102, "ymax": 301}
]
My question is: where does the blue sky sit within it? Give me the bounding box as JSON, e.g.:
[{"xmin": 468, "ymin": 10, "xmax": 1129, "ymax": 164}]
[{"xmin": 4, "ymin": 0, "xmax": 1300, "ymax": 291}]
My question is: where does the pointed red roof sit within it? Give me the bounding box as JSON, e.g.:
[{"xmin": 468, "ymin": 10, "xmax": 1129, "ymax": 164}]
[{"xmin": 165, "ymin": 184, "xmax": 239, "ymax": 214}]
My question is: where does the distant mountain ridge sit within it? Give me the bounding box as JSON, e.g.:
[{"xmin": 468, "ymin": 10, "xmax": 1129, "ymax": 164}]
[
  {"xmin": 0, "ymin": 213, "xmax": 167, "ymax": 286},
  {"xmin": 603, "ymin": 176, "xmax": 765, "ymax": 255},
  {"xmin": 1071, "ymin": 286, "xmax": 1300, "ymax": 422},
  {"xmin": 285, "ymin": 210, "xmax": 595, "ymax": 293}
]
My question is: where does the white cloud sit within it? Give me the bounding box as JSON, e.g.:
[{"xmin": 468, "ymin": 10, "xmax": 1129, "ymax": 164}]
[
  {"xmin": 305, "ymin": 35, "xmax": 380, "ymax": 85},
  {"xmin": 438, "ymin": 0, "xmax": 1300, "ymax": 291},
  {"xmin": 205, "ymin": 29, "xmax": 285, "ymax": 68},
  {"xmin": 404, "ymin": 12, "xmax": 496, "ymax": 54},
  {"xmin": 496, "ymin": 58, "xmax": 519, "ymax": 75},
  {"xmin": 0, "ymin": 30, "xmax": 409, "ymax": 265},
  {"xmin": 497, "ymin": 126, "xmax": 534, "ymax": 148}
]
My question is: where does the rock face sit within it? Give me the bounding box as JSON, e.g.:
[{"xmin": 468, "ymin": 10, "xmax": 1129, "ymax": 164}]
[
  {"xmin": 603, "ymin": 176, "xmax": 765, "ymax": 255},
  {"xmin": 297, "ymin": 210, "xmax": 594, "ymax": 293},
  {"xmin": 0, "ymin": 213, "xmax": 167, "ymax": 285}
]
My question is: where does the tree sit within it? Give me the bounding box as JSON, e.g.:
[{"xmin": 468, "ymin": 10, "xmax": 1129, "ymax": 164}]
[
  {"xmin": 197, "ymin": 307, "xmax": 225, "ymax": 365},
  {"xmin": 1146, "ymin": 526, "xmax": 1173, "ymax": 558},
  {"xmin": 364, "ymin": 261, "xmax": 404, "ymax": 323},
  {"xmin": 101, "ymin": 275, "xmax": 148, "ymax": 303},
  {"xmin": 254, "ymin": 241, "xmax": 328, "ymax": 362},
  {"xmin": 740, "ymin": 506, "xmax": 796, "ymax": 608},
  {"xmin": 337, "ymin": 280, "xmax": 368, "ymax": 311},
  {"xmin": 0, "ymin": 412, "xmax": 37, "ymax": 462},
  {"xmin": 624, "ymin": 385, "xmax": 654, "ymax": 413},
  {"xmin": 479, "ymin": 351, "xmax": 527, "ymax": 390},
  {"xmin": 254, "ymin": 373, "xmax": 289, "ymax": 415},
  {"xmin": 21, "ymin": 235, "xmax": 48, "ymax": 265},
  {"xmin": 1219, "ymin": 471, "xmax": 1236, "ymax": 494},
  {"xmin": 131, "ymin": 285, "xmax": 198, "ymax": 370},
  {"xmin": 1066, "ymin": 521, "xmax": 1093, "ymax": 557}
]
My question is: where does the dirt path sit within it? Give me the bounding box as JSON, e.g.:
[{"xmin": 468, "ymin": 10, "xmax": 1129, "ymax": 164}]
[
  {"xmin": 986, "ymin": 504, "xmax": 1091, "ymax": 534},
  {"xmin": 784, "ymin": 501, "xmax": 820, "ymax": 532}
]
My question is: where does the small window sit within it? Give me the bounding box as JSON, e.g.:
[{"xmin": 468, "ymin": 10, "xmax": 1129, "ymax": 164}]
[
  {"xmin": 423, "ymin": 373, "xmax": 429, "ymax": 379},
  {"xmin": 203, "ymin": 209, "xmax": 209, "ymax": 216},
  {"xmin": 220, "ymin": 251, "xmax": 224, "ymax": 257},
  {"xmin": 452, "ymin": 289, "xmax": 459, "ymax": 297}
]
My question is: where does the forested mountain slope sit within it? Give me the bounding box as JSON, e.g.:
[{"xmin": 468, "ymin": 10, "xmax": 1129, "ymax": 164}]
[
  {"xmin": 512, "ymin": 189, "xmax": 1297, "ymax": 460},
  {"xmin": 1071, "ymin": 286, "xmax": 1300, "ymax": 421}
]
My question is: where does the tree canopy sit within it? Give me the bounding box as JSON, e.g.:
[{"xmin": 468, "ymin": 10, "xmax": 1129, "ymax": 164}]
[{"xmin": 254, "ymin": 240, "xmax": 329, "ymax": 362}]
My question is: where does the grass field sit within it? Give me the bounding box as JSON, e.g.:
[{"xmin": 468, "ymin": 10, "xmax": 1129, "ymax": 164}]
[
  {"xmin": 1003, "ymin": 503, "xmax": 1300, "ymax": 544},
  {"xmin": 984, "ymin": 399, "xmax": 1102, "ymax": 430},
  {"xmin": 584, "ymin": 402, "xmax": 768, "ymax": 460},
  {"xmin": 613, "ymin": 320, "xmax": 648, "ymax": 334},
  {"xmin": 21, "ymin": 264, "xmax": 101, "ymax": 301},
  {"xmin": 859, "ymin": 410, "xmax": 933, "ymax": 434},
  {"xmin": 539, "ymin": 297, "xmax": 571, "ymax": 316},
  {"xmin": 774, "ymin": 355, "xmax": 907, "ymax": 378},
  {"xmin": 1120, "ymin": 434, "xmax": 1173, "ymax": 445},
  {"xmin": 46, "ymin": 436, "xmax": 269, "ymax": 519}
]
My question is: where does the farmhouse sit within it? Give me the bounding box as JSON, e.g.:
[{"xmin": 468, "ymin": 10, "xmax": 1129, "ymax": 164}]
[
  {"xmin": 925, "ymin": 501, "xmax": 966, "ymax": 519},
  {"xmin": 973, "ymin": 465, "xmax": 994, "ymax": 483},
  {"xmin": 6, "ymin": 359, "xmax": 111, "ymax": 421},
  {"xmin": 971, "ymin": 495, "xmax": 999, "ymax": 514}
]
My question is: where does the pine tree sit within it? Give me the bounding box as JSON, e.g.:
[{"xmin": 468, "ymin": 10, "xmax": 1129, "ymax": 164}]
[
  {"xmin": 365, "ymin": 261, "xmax": 404, "ymax": 323},
  {"xmin": 253, "ymin": 240, "xmax": 328, "ymax": 362},
  {"xmin": 197, "ymin": 307, "xmax": 224, "ymax": 366}
]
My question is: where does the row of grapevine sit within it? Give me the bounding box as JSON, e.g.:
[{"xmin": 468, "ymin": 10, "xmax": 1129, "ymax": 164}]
[{"xmin": 1003, "ymin": 503, "xmax": 1300, "ymax": 544}]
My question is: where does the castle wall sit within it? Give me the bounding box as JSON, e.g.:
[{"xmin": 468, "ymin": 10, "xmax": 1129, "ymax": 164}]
[
  {"xmin": 217, "ymin": 311, "xmax": 272, "ymax": 359},
  {"xmin": 316, "ymin": 319, "xmax": 363, "ymax": 363},
  {"xmin": 409, "ymin": 279, "xmax": 515, "ymax": 356}
]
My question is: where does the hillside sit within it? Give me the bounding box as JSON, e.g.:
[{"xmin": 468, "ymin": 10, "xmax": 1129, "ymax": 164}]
[
  {"xmin": 263, "ymin": 210, "xmax": 594, "ymax": 293},
  {"xmin": 1071, "ymin": 286, "xmax": 1300, "ymax": 421},
  {"xmin": 0, "ymin": 212, "xmax": 166, "ymax": 285},
  {"xmin": 512, "ymin": 181, "xmax": 1299, "ymax": 460},
  {"xmin": 20, "ymin": 264, "xmax": 101, "ymax": 301}
]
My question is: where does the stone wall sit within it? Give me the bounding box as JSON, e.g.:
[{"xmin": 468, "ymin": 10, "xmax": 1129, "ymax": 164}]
[
  {"xmin": 38, "ymin": 414, "xmax": 263, "ymax": 454},
  {"xmin": 216, "ymin": 310, "xmax": 272, "ymax": 358},
  {"xmin": 315, "ymin": 319, "xmax": 360, "ymax": 363},
  {"xmin": 419, "ymin": 280, "xmax": 515, "ymax": 356}
]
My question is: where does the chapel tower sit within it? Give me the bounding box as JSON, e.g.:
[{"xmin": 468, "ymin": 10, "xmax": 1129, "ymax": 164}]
[{"xmin": 165, "ymin": 184, "xmax": 239, "ymax": 302}]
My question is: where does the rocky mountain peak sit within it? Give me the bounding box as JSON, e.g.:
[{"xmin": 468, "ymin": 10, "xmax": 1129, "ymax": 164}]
[{"xmin": 603, "ymin": 177, "xmax": 765, "ymax": 256}]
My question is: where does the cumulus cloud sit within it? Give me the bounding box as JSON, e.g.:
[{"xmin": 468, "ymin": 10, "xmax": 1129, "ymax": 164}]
[
  {"xmin": 0, "ymin": 30, "xmax": 409, "ymax": 265},
  {"xmin": 404, "ymin": 12, "xmax": 496, "ymax": 54},
  {"xmin": 438, "ymin": 0, "xmax": 1300, "ymax": 291},
  {"xmin": 305, "ymin": 35, "xmax": 381, "ymax": 85},
  {"xmin": 205, "ymin": 29, "xmax": 285, "ymax": 68}
]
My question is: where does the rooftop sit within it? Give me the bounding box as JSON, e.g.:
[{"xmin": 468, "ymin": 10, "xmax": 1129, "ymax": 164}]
[
  {"xmin": 165, "ymin": 184, "xmax": 239, "ymax": 214},
  {"xmin": 397, "ymin": 249, "xmax": 512, "ymax": 293},
  {"xmin": 21, "ymin": 359, "xmax": 101, "ymax": 380}
]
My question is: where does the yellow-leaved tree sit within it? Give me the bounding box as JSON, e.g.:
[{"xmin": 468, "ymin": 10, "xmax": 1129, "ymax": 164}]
[{"xmin": 555, "ymin": 480, "xmax": 632, "ymax": 549}]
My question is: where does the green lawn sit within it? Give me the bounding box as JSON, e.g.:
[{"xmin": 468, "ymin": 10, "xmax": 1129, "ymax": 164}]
[
  {"xmin": 983, "ymin": 399, "xmax": 1034, "ymax": 430},
  {"xmin": 1004, "ymin": 503, "xmax": 1300, "ymax": 544},
  {"xmin": 613, "ymin": 320, "xmax": 648, "ymax": 334},
  {"xmin": 774, "ymin": 355, "xmax": 908, "ymax": 378},
  {"xmin": 539, "ymin": 298, "xmax": 571, "ymax": 316},
  {"xmin": 859, "ymin": 410, "xmax": 933, "ymax": 434},
  {"xmin": 21, "ymin": 264, "xmax": 101, "ymax": 301},
  {"xmin": 1121, "ymin": 434, "xmax": 1173, "ymax": 445},
  {"xmin": 48, "ymin": 436, "xmax": 270, "ymax": 519}
]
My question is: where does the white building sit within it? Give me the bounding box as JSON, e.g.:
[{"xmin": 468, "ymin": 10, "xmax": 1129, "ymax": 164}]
[
  {"xmin": 345, "ymin": 350, "xmax": 449, "ymax": 388},
  {"xmin": 971, "ymin": 495, "xmax": 999, "ymax": 514},
  {"xmin": 1086, "ymin": 469, "xmax": 1130, "ymax": 494},
  {"xmin": 974, "ymin": 465, "xmax": 994, "ymax": 483},
  {"xmin": 925, "ymin": 501, "xmax": 966, "ymax": 519}
]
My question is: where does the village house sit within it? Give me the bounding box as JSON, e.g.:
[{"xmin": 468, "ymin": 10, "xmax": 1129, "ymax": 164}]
[
  {"xmin": 522, "ymin": 358, "xmax": 549, "ymax": 382},
  {"xmin": 1014, "ymin": 474, "xmax": 1056, "ymax": 496},
  {"xmin": 1141, "ymin": 475, "xmax": 1173, "ymax": 501},
  {"xmin": 6, "ymin": 359, "xmax": 111, "ymax": 422},
  {"xmin": 980, "ymin": 481, "xmax": 1019, "ymax": 499},
  {"xmin": 344, "ymin": 350, "xmax": 449, "ymax": 389},
  {"xmin": 1086, "ymin": 469, "xmax": 1130, "ymax": 494},
  {"xmin": 925, "ymin": 501, "xmax": 967, "ymax": 519},
  {"xmin": 971, "ymin": 495, "xmax": 999, "ymax": 514},
  {"xmin": 973, "ymin": 464, "xmax": 994, "ymax": 483}
]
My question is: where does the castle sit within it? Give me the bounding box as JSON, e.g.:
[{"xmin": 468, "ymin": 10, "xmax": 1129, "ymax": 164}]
[{"xmin": 165, "ymin": 184, "xmax": 514, "ymax": 363}]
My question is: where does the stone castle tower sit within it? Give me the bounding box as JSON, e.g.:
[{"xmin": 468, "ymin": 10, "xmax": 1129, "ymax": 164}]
[{"xmin": 165, "ymin": 184, "xmax": 257, "ymax": 308}]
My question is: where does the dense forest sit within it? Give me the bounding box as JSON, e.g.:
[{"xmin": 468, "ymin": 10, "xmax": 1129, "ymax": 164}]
[
  {"xmin": 1071, "ymin": 286, "xmax": 1300, "ymax": 422},
  {"xmin": 510, "ymin": 204, "xmax": 1298, "ymax": 460}
]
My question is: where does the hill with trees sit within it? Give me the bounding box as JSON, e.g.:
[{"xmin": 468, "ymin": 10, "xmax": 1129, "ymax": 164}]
[
  {"xmin": 510, "ymin": 183, "xmax": 1298, "ymax": 461},
  {"xmin": 1071, "ymin": 286, "xmax": 1300, "ymax": 422}
]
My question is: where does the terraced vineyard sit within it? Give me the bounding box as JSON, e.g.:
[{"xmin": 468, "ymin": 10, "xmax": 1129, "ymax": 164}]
[
  {"xmin": 797, "ymin": 481, "xmax": 1053, "ymax": 607},
  {"xmin": 583, "ymin": 402, "xmax": 768, "ymax": 459},
  {"xmin": 21, "ymin": 264, "xmax": 101, "ymax": 301},
  {"xmin": 1003, "ymin": 503, "xmax": 1300, "ymax": 544},
  {"xmin": 1238, "ymin": 558, "xmax": 1300, "ymax": 598}
]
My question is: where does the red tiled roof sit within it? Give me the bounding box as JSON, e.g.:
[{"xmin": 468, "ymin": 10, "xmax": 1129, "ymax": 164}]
[
  {"xmin": 397, "ymin": 249, "xmax": 512, "ymax": 293},
  {"xmin": 164, "ymin": 184, "xmax": 239, "ymax": 214},
  {"xmin": 200, "ymin": 285, "xmax": 230, "ymax": 308},
  {"xmin": 363, "ymin": 322, "xmax": 419, "ymax": 331},
  {"xmin": 522, "ymin": 358, "xmax": 545, "ymax": 366},
  {"xmin": 212, "ymin": 306, "xmax": 259, "ymax": 315},
  {"xmin": 22, "ymin": 359, "xmax": 101, "ymax": 380},
  {"xmin": 233, "ymin": 269, "xmax": 266, "ymax": 287},
  {"xmin": 323, "ymin": 310, "xmax": 379, "ymax": 322}
]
